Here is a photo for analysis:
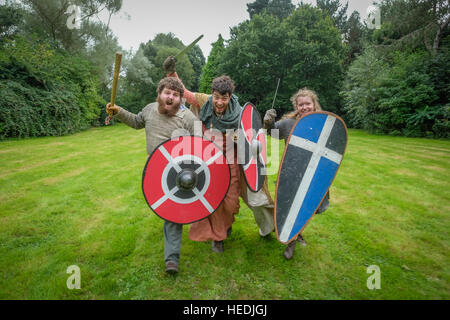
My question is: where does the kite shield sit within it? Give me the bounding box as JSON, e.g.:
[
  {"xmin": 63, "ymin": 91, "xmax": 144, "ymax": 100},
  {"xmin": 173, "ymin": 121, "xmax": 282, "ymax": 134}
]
[
  {"xmin": 238, "ymin": 103, "xmax": 267, "ymax": 192},
  {"xmin": 142, "ymin": 136, "xmax": 230, "ymax": 224},
  {"xmin": 275, "ymin": 112, "xmax": 348, "ymax": 244}
]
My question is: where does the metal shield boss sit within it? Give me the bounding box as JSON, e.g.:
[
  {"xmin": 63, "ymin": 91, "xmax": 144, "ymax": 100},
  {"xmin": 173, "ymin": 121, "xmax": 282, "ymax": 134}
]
[
  {"xmin": 142, "ymin": 136, "xmax": 231, "ymax": 224},
  {"xmin": 238, "ymin": 103, "xmax": 267, "ymax": 192}
]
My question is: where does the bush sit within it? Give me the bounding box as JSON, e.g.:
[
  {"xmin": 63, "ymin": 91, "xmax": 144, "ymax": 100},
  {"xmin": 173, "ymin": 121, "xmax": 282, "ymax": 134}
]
[
  {"xmin": 0, "ymin": 36, "xmax": 104, "ymax": 139},
  {"xmin": 342, "ymin": 48, "xmax": 448, "ymax": 138}
]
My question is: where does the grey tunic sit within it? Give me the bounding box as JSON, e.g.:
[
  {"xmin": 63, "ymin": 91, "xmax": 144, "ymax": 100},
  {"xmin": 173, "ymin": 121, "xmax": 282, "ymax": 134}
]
[
  {"xmin": 115, "ymin": 102, "xmax": 198, "ymax": 265},
  {"xmin": 116, "ymin": 102, "xmax": 198, "ymax": 155},
  {"xmin": 273, "ymin": 118, "xmax": 297, "ymax": 142}
]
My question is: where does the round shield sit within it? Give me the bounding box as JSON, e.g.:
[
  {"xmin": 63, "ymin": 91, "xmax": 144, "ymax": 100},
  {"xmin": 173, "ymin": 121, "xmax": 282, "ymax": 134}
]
[
  {"xmin": 238, "ymin": 103, "xmax": 267, "ymax": 192},
  {"xmin": 142, "ymin": 135, "xmax": 230, "ymax": 224}
]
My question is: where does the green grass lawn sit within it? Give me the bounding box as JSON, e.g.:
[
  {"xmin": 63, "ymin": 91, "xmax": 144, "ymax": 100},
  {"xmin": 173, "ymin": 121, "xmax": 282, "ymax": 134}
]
[{"xmin": 0, "ymin": 124, "xmax": 449, "ymax": 300}]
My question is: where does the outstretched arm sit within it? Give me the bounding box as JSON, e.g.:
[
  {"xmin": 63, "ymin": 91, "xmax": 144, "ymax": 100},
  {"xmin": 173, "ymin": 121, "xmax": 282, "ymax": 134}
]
[{"xmin": 106, "ymin": 103, "xmax": 145, "ymax": 130}]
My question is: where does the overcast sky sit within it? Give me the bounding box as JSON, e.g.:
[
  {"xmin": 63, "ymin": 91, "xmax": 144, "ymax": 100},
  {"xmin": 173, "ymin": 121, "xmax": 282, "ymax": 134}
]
[{"xmin": 100, "ymin": 0, "xmax": 377, "ymax": 58}]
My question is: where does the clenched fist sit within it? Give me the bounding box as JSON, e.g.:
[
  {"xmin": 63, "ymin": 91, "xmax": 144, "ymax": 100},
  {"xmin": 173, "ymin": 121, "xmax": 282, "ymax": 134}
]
[
  {"xmin": 163, "ymin": 56, "xmax": 177, "ymax": 73},
  {"xmin": 106, "ymin": 103, "xmax": 120, "ymax": 116},
  {"xmin": 264, "ymin": 109, "xmax": 277, "ymax": 124}
]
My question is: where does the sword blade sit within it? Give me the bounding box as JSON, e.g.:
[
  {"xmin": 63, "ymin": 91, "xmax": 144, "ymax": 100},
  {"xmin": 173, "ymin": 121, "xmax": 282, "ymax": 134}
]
[
  {"xmin": 271, "ymin": 78, "xmax": 281, "ymax": 110},
  {"xmin": 175, "ymin": 35, "xmax": 204, "ymax": 59}
]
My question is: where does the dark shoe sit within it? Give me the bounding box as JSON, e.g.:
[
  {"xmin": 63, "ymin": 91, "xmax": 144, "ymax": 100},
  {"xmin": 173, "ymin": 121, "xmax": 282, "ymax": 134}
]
[
  {"xmin": 227, "ymin": 227, "xmax": 232, "ymax": 238},
  {"xmin": 165, "ymin": 261, "xmax": 178, "ymax": 274},
  {"xmin": 259, "ymin": 228, "xmax": 274, "ymax": 238},
  {"xmin": 283, "ymin": 240, "xmax": 297, "ymax": 260},
  {"xmin": 297, "ymin": 234, "xmax": 307, "ymax": 246},
  {"xmin": 212, "ymin": 240, "xmax": 224, "ymax": 253}
]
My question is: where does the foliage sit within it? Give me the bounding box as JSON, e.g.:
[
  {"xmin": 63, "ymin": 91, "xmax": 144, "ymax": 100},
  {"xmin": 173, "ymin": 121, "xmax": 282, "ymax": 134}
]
[
  {"xmin": 187, "ymin": 44, "xmax": 206, "ymax": 92},
  {"xmin": 117, "ymin": 49, "xmax": 155, "ymax": 114},
  {"xmin": 20, "ymin": 0, "xmax": 122, "ymax": 53},
  {"xmin": 198, "ymin": 34, "xmax": 226, "ymax": 94},
  {"xmin": 0, "ymin": 36, "xmax": 104, "ymax": 139},
  {"xmin": 219, "ymin": 5, "xmax": 345, "ymax": 115},
  {"xmin": 0, "ymin": 1, "xmax": 24, "ymax": 44},
  {"xmin": 117, "ymin": 33, "xmax": 203, "ymax": 114},
  {"xmin": 281, "ymin": 5, "xmax": 344, "ymax": 113},
  {"xmin": 316, "ymin": 0, "xmax": 349, "ymax": 34},
  {"xmin": 342, "ymin": 11, "xmax": 365, "ymax": 67},
  {"xmin": 342, "ymin": 48, "xmax": 448, "ymax": 137},
  {"xmin": 342, "ymin": 47, "xmax": 390, "ymax": 130},
  {"xmin": 341, "ymin": 0, "xmax": 449, "ymax": 138},
  {"xmin": 372, "ymin": 0, "xmax": 450, "ymax": 55},
  {"xmin": 246, "ymin": 0, "xmax": 295, "ymax": 20}
]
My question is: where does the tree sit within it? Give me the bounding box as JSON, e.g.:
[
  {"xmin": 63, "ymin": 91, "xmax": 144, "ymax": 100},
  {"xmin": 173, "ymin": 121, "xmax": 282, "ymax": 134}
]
[
  {"xmin": 220, "ymin": 14, "xmax": 286, "ymax": 106},
  {"xmin": 152, "ymin": 32, "xmax": 207, "ymax": 88},
  {"xmin": 20, "ymin": 0, "xmax": 122, "ymax": 53},
  {"xmin": 199, "ymin": 34, "xmax": 226, "ymax": 93},
  {"xmin": 342, "ymin": 47, "xmax": 391, "ymax": 130},
  {"xmin": 343, "ymin": 11, "xmax": 365, "ymax": 66},
  {"xmin": 219, "ymin": 5, "xmax": 345, "ymax": 114},
  {"xmin": 247, "ymin": 0, "xmax": 269, "ymax": 18},
  {"xmin": 117, "ymin": 48, "xmax": 156, "ymax": 114},
  {"xmin": 187, "ymin": 45, "xmax": 205, "ymax": 92},
  {"xmin": 139, "ymin": 33, "xmax": 196, "ymax": 90},
  {"xmin": 83, "ymin": 22, "xmax": 122, "ymax": 84},
  {"xmin": 373, "ymin": 0, "xmax": 450, "ymax": 55},
  {"xmin": 120, "ymin": 33, "xmax": 197, "ymax": 112},
  {"xmin": 247, "ymin": 0, "xmax": 295, "ymax": 20},
  {"xmin": 281, "ymin": 4, "xmax": 345, "ymax": 113},
  {"xmin": 316, "ymin": 0, "xmax": 349, "ymax": 35},
  {"xmin": 152, "ymin": 32, "xmax": 184, "ymax": 49},
  {"xmin": 0, "ymin": 1, "xmax": 24, "ymax": 43},
  {"xmin": 341, "ymin": 0, "xmax": 450, "ymax": 138},
  {"xmin": 342, "ymin": 48, "xmax": 443, "ymax": 137}
]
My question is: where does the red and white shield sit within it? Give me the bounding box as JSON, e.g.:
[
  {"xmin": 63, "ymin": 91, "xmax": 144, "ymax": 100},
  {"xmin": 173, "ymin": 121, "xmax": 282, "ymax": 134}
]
[
  {"xmin": 238, "ymin": 103, "xmax": 267, "ymax": 192},
  {"xmin": 142, "ymin": 136, "xmax": 230, "ymax": 224}
]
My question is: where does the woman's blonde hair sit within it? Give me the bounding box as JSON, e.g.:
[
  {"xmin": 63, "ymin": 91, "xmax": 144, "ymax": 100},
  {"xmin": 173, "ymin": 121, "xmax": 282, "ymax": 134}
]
[{"xmin": 283, "ymin": 88, "xmax": 322, "ymax": 120}]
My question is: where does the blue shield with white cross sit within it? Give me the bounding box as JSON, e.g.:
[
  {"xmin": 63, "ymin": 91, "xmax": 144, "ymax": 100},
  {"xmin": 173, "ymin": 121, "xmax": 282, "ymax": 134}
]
[{"xmin": 275, "ymin": 112, "xmax": 348, "ymax": 244}]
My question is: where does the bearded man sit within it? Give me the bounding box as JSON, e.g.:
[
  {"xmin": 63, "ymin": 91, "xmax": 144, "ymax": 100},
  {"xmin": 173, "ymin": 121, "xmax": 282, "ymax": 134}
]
[
  {"xmin": 106, "ymin": 77, "xmax": 198, "ymax": 274},
  {"xmin": 164, "ymin": 57, "xmax": 275, "ymax": 253}
]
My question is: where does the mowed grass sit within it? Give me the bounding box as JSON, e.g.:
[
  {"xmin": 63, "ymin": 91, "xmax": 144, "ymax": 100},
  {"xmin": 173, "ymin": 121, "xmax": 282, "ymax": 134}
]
[{"xmin": 0, "ymin": 124, "xmax": 448, "ymax": 300}]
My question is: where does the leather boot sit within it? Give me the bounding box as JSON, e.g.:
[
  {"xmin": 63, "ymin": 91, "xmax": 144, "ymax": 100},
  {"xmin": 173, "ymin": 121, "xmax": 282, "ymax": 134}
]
[
  {"xmin": 212, "ymin": 240, "xmax": 224, "ymax": 253},
  {"xmin": 297, "ymin": 234, "xmax": 307, "ymax": 246},
  {"xmin": 165, "ymin": 261, "xmax": 179, "ymax": 274},
  {"xmin": 283, "ymin": 240, "xmax": 297, "ymax": 260}
]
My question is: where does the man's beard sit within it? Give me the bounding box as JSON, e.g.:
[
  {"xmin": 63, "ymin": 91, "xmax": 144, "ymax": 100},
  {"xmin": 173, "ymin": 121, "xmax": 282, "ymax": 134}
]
[{"xmin": 157, "ymin": 96, "xmax": 181, "ymax": 117}]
